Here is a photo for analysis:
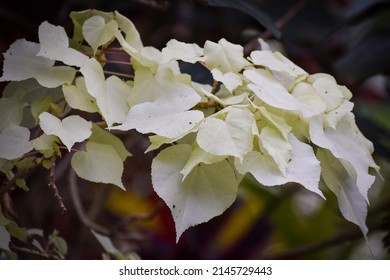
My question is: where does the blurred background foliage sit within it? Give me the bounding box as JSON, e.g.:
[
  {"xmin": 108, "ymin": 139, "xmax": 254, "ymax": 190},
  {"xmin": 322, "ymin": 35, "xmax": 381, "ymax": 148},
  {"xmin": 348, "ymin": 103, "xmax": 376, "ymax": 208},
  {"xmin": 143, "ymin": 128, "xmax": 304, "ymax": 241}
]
[{"xmin": 0, "ymin": 0, "xmax": 390, "ymax": 259}]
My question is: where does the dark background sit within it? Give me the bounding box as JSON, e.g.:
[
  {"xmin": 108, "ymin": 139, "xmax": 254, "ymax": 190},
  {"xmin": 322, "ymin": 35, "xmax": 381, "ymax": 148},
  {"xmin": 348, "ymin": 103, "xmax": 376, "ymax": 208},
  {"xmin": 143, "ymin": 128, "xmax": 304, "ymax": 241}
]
[{"xmin": 1, "ymin": 0, "xmax": 390, "ymax": 259}]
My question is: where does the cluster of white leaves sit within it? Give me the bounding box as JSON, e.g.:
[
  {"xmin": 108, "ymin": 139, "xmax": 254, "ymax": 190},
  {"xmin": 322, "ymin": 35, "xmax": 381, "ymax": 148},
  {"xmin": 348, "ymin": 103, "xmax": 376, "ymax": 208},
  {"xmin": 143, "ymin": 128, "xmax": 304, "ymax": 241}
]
[{"xmin": 0, "ymin": 10, "xmax": 380, "ymax": 242}]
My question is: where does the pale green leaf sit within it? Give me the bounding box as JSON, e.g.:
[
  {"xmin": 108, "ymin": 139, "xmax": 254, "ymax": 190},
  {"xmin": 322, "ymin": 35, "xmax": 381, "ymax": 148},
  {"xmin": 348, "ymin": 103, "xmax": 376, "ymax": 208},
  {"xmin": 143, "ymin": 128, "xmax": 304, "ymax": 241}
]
[
  {"xmin": 134, "ymin": 46, "xmax": 164, "ymax": 71},
  {"xmin": 2, "ymin": 79, "xmax": 63, "ymax": 102},
  {"xmin": 309, "ymin": 114, "xmax": 378, "ymax": 201},
  {"xmin": 71, "ymin": 142, "xmax": 125, "ymax": 189},
  {"xmin": 30, "ymin": 96, "xmax": 51, "ymax": 124},
  {"xmin": 114, "ymin": 83, "xmax": 204, "ymax": 138},
  {"xmin": 0, "ymin": 96, "xmax": 27, "ymax": 131},
  {"xmin": 0, "ymin": 39, "xmax": 76, "ymax": 88},
  {"xmin": 317, "ymin": 148, "xmax": 368, "ymax": 238},
  {"xmin": 256, "ymin": 106, "xmax": 291, "ymax": 139},
  {"xmin": 38, "ymin": 21, "xmax": 89, "ymax": 67},
  {"xmin": 15, "ymin": 178, "xmax": 28, "ymax": 191},
  {"xmin": 91, "ymin": 229, "xmax": 124, "ymax": 259},
  {"xmin": 180, "ymin": 146, "xmax": 226, "ymax": 180},
  {"xmin": 82, "ymin": 16, "xmax": 118, "ymax": 54},
  {"xmin": 151, "ymin": 144, "xmax": 239, "ymax": 242},
  {"xmin": 32, "ymin": 134, "xmax": 57, "ymax": 157},
  {"xmin": 127, "ymin": 67, "xmax": 180, "ymax": 106},
  {"xmin": 145, "ymin": 135, "xmax": 175, "ymax": 153},
  {"xmin": 114, "ymin": 11, "xmax": 143, "ymax": 50},
  {"xmin": 115, "ymin": 104, "xmax": 203, "ymax": 139},
  {"xmin": 80, "ymin": 58, "xmax": 130, "ymax": 126},
  {"xmin": 53, "ymin": 236, "xmax": 68, "ymax": 257},
  {"xmin": 204, "ymin": 39, "xmax": 249, "ymax": 73},
  {"xmin": 89, "ymin": 124, "xmax": 131, "ymax": 161},
  {"xmin": 250, "ymin": 50, "xmax": 307, "ymax": 77},
  {"xmin": 63, "ymin": 77, "xmax": 99, "ymax": 113},
  {"xmin": 235, "ymin": 134, "xmax": 323, "ymax": 198},
  {"xmin": 162, "ymin": 39, "xmax": 203, "ymax": 64},
  {"xmin": 325, "ymin": 101, "xmax": 354, "ymax": 129},
  {"xmin": 211, "ymin": 69, "xmax": 243, "ymax": 92},
  {"xmin": 291, "ymin": 81, "xmax": 327, "ymax": 116},
  {"xmin": 39, "ymin": 112, "xmax": 92, "ymax": 151},
  {"xmin": 259, "ymin": 127, "xmax": 292, "ymax": 175},
  {"xmin": 310, "ymin": 74, "xmax": 347, "ymax": 111},
  {"xmin": 0, "ymin": 125, "xmax": 33, "ymax": 160},
  {"xmin": 245, "ymin": 69, "xmax": 314, "ymax": 118},
  {"xmin": 197, "ymin": 107, "xmax": 254, "ymax": 160}
]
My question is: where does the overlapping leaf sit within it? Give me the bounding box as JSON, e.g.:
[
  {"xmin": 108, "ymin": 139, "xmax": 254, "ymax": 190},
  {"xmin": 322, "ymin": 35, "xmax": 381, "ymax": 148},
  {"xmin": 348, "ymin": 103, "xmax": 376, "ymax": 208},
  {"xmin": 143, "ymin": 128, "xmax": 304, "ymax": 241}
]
[
  {"xmin": 0, "ymin": 39, "xmax": 75, "ymax": 88},
  {"xmin": 151, "ymin": 144, "xmax": 239, "ymax": 241}
]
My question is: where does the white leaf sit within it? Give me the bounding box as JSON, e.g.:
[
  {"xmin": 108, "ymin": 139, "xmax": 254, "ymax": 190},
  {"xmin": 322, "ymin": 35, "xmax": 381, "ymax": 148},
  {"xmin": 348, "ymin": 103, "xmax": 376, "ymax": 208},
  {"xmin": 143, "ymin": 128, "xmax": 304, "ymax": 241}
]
[
  {"xmin": 180, "ymin": 146, "xmax": 226, "ymax": 180},
  {"xmin": 89, "ymin": 124, "xmax": 131, "ymax": 162},
  {"xmin": 235, "ymin": 134, "xmax": 323, "ymax": 198},
  {"xmin": 324, "ymin": 101, "xmax": 354, "ymax": 129},
  {"xmin": 114, "ymin": 83, "xmax": 204, "ymax": 138},
  {"xmin": 82, "ymin": 16, "xmax": 118, "ymax": 54},
  {"xmin": 151, "ymin": 144, "xmax": 239, "ymax": 242},
  {"xmin": 255, "ymin": 106, "xmax": 292, "ymax": 139},
  {"xmin": 204, "ymin": 38, "xmax": 249, "ymax": 73},
  {"xmin": 197, "ymin": 107, "xmax": 255, "ymax": 160},
  {"xmin": 80, "ymin": 58, "xmax": 130, "ymax": 126},
  {"xmin": 245, "ymin": 69, "xmax": 314, "ymax": 118},
  {"xmin": 0, "ymin": 125, "xmax": 33, "ymax": 160},
  {"xmin": 38, "ymin": 21, "xmax": 88, "ymax": 67},
  {"xmin": 309, "ymin": 114, "xmax": 378, "ymax": 201},
  {"xmin": 310, "ymin": 74, "xmax": 346, "ymax": 111},
  {"xmin": 71, "ymin": 142, "xmax": 125, "ymax": 190},
  {"xmin": 63, "ymin": 77, "xmax": 99, "ymax": 113},
  {"xmin": 117, "ymin": 106, "xmax": 203, "ymax": 138},
  {"xmin": 0, "ymin": 39, "xmax": 76, "ymax": 88},
  {"xmin": 259, "ymin": 127, "xmax": 292, "ymax": 175},
  {"xmin": 249, "ymin": 50, "xmax": 307, "ymax": 77},
  {"xmin": 0, "ymin": 96, "xmax": 27, "ymax": 131},
  {"xmin": 114, "ymin": 11, "xmax": 143, "ymax": 50},
  {"xmin": 291, "ymin": 81, "xmax": 327, "ymax": 116},
  {"xmin": 39, "ymin": 112, "xmax": 92, "ymax": 151},
  {"xmin": 317, "ymin": 148, "xmax": 368, "ymax": 238},
  {"xmin": 211, "ymin": 69, "xmax": 243, "ymax": 92},
  {"xmin": 162, "ymin": 39, "xmax": 203, "ymax": 64}
]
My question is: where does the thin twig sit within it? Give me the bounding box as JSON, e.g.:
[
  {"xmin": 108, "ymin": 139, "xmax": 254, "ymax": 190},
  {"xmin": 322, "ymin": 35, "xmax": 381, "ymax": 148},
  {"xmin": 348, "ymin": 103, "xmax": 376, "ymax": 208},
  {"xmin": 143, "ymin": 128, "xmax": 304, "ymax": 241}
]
[
  {"xmin": 69, "ymin": 169, "xmax": 160, "ymax": 242},
  {"xmin": 103, "ymin": 70, "xmax": 134, "ymax": 79},
  {"xmin": 48, "ymin": 157, "xmax": 67, "ymax": 212},
  {"xmin": 101, "ymin": 60, "xmax": 133, "ymax": 66},
  {"xmin": 68, "ymin": 169, "xmax": 110, "ymax": 235},
  {"xmin": 9, "ymin": 244, "xmax": 61, "ymax": 260}
]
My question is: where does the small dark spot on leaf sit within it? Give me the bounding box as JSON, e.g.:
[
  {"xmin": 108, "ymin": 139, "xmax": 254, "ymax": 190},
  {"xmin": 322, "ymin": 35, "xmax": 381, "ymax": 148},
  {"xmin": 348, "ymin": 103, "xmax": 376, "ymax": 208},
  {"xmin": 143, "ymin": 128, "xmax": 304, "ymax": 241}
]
[{"xmin": 172, "ymin": 205, "xmax": 175, "ymax": 209}]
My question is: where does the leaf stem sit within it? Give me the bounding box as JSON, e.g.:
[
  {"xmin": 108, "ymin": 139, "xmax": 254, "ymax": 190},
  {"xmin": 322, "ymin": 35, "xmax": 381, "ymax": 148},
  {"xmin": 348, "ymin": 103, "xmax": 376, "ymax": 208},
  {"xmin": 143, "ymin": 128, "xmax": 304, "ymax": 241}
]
[
  {"xmin": 101, "ymin": 60, "xmax": 132, "ymax": 66},
  {"xmin": 103, "ymin": 70, "xmax": 134, "ymax": 79},
  {"xmin": 48, "ymin": 156, "xmax": 67, "ymax": 212}
]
